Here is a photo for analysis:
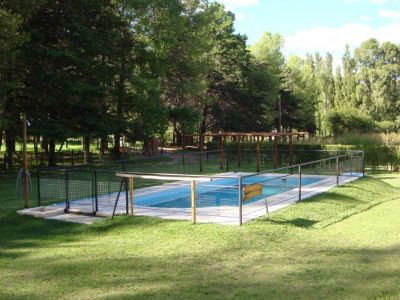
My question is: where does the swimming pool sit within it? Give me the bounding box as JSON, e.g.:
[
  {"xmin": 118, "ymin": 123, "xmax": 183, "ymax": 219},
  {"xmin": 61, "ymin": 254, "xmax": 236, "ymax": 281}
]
[{"xmin": 132, "ymin": 175, "xmax": 324, "ymax": 208}]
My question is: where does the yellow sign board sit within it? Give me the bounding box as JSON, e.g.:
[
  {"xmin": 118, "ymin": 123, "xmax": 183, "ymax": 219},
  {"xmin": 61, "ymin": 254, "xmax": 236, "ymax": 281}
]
[{"xmin": 243, "ymin": 184, "xmax": 263, "ymax": 201}]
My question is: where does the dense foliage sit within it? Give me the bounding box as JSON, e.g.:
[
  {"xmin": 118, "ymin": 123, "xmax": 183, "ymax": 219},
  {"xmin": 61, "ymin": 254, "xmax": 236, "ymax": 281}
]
[
  {"xmin": 300, "ymin": 41, "xmax": 400, "ymax": 135},
  {"xmin": 0, "ymin": 0, "xmax": 399, "ymax": 167}
]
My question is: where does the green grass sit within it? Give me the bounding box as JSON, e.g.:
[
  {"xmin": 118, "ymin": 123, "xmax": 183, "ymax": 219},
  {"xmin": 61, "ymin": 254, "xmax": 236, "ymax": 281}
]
[{"xmin": 1, "ymin": 172, "xmax": 400, "ymax": 299}]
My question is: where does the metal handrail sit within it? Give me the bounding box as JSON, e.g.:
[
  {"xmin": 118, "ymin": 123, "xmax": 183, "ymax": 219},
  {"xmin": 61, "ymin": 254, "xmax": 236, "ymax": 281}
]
[{"xmin": 240, "ymin": 151, "xmax": 364, "ymax": 179}]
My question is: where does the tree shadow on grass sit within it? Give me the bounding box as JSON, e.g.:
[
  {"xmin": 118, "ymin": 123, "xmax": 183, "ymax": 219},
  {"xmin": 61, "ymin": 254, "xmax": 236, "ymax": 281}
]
[
  {"xmin": 0, "ymin": 211, "xmax": 190, "ymax": 260},
  {"xmin": 2, "ymin": 238, "xmax": 400, "ymax": 300},
  {"xmin": 88, "ymin": 215, "xmax": 185, "ymax": 233},
  {"xmin": 266, "ymin": 217, "xmax": 318, "ymax": 228},
  {"xmin": 303, "ymin": 191, "xmax": 361, "ymax": 205}
]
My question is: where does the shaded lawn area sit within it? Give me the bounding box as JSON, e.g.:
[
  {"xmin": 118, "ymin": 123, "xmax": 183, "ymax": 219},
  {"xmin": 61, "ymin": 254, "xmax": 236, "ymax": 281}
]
[{"xmin": 0, "ymin": 172, "xmax": 400, "ymax": 299}]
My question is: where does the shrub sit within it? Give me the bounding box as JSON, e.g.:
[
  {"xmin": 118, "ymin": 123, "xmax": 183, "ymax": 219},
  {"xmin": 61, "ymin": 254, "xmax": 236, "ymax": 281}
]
[
  {"xmin": 322, "ymin": 109, "xmax": 376, "ymax": 136},
  {"xmin": 377, "ymin": 120, "xmax": 397, "ymax": 133}
]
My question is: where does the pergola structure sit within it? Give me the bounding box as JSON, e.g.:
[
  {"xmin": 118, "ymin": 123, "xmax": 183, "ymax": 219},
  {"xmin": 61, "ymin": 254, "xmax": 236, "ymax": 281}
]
[{"xmin": 183, "ymin": 132, "xmax": 309, "ymax": 172}]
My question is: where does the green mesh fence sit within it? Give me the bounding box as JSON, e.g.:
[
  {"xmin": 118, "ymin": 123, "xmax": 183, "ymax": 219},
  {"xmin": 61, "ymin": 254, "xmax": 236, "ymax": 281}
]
[{"xmin": 36, "ymin": 149, "xmax": 364, "ymax": 224}]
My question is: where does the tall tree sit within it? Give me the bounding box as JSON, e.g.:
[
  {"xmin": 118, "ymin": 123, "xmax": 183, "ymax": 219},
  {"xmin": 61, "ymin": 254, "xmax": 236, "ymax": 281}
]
[
  {"xmin": 334, "ymin": 66, "xmax": 344, "ymax": 108},
  {"xmin": 342, "ymin": 45, "xmax": 357, "ymax": 108},
  {"xmin": 249, "ymin": 32, "xmax": 285, "ymax": 129},
  {"xmin": 283, "ymin": 55, "xmax": 318, "ymax": 133},
  {"xmin": 21, "ymin": 0, "xmax": 121, "ymax": 165},
  {"xmin": 0, "ymin": 5, "xmax": 28, "ymax": 169}
]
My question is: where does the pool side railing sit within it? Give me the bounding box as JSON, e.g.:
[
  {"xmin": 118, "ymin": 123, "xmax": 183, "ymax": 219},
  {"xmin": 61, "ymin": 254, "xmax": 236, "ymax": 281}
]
[{"xmin": 36, "ymin": 149, "xmax": 365, "ymax": 225}]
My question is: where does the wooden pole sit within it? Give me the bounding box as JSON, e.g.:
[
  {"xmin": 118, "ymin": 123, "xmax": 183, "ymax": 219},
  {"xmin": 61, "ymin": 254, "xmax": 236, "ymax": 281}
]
[
  {"xmin": 22, "ymin": 114, "xmax": 29, "ymax": 208},
  {"xmin": 129, "ymin": 178, "xmax": 134, "ymax": 215},
  {"xmin": 256, "ymin": 136, "xmax": 260, "ymax": 172},
  {"xmin": 191, "ymin": 180, "xmax": 196, "ymax": 224}
]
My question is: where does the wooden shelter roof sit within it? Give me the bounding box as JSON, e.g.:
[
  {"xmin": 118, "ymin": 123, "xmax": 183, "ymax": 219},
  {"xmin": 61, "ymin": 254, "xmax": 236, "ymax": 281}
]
[{"xmin": 184, "ymin": 131, "xmax": 308, "ymax": 138}]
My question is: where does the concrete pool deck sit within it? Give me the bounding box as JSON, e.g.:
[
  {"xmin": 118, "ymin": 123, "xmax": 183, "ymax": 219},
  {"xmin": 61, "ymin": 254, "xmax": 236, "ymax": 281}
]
[{"xmin": 18, "ymin": 172, "xmax": 362, "ymax": 225}]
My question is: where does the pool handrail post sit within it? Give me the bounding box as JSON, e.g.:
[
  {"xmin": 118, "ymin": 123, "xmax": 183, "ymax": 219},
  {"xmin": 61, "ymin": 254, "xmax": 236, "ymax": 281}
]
[
  {"xmin": 256, "ymin": 136, "xmax": 260, "ymax": 172},
  {"xmin": 298, "ymin": 165, "xmax": 302, "ymax": 202},
  {"xmin": 111, "ymin": 179, "xmax": 125, "ymax": 219},
  {"xmin": 350, "ymin": 152, "xmax": 353, "ymax": 176},
  {"xmin": 125, "ymin": 178, "xmax": 129, "ymax": 215},
  {"xmin": 289, "ymin": 135, "xmax": 293, "ymax": 166},
  {"xmin": 362, "ymin": 150, "xmax": 365, "ymax": 177},
  {"xmin": 336, "ymin": 156, "xmax": 339, "ymax": 186},
  {"xmin": 94, "ymin": 170, "xmax": 98, "ymax": 214},
  {"xmin": 37, "ymin": 168, "xmax": 41, "ymax": 206},
  {"xmin": 129, "ymin": 177, "xmax": 134, "ymax": 215},
  {"xmin": 239, "ymin": 176, "xmax": 243, "ymax": 225},
  {"xmin": 191, "ymin": 180, "xmax": 196, "ymax": 224},
  {"xmin": 273, "ymin": 138, "xmax": 278, "ymax": 169},
  {"xmin": 65, "ymin": 169, "xmax": 70, "ymax": 211}
]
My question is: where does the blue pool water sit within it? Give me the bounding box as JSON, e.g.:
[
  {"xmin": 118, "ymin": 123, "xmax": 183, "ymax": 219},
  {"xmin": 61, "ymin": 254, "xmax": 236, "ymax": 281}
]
[{"xmin": 133, "ymin": 175, "xmax": 324, "ymax": 208}]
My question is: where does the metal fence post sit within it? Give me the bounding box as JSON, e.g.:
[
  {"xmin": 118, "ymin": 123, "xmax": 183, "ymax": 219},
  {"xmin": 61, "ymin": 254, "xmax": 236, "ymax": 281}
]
[
  {"xmin": 191, "ymin": 180, "xmax": 196, "ymax": 224},
  {"xmin": 336, "ymin": 156, "xmax": 339, "ymax": 186},
  {"xmin": 362, "ymin": 151, "xmax": 365, "ymax": 177},
  {"xmin": 298, "ymin": 165, "xmax": 302, "ymax": 202},
  {"xmin": 199, "ymin": 151, "xmax": 203, "ymax": 173},
  {"xmin": 125, "ymin": 178, "xmax": 129, "ymax": 215},
  {"xmin": 94, "ymin": 170, "xmax": 98, "ymax": 214},
  {"xmin": 65, "ymin": 169, "xmax": 70, "ymax": 211},
  {"xmin": 350, "ymin": 152, "xmax": 353, "ymax": 176},
  {"xmin": 37, "ymin": 168, "xmax": 41, "ymax": 206},
  {"xmin": 239, "ymin": 177, "xmax": 243, "ymax": 225}
]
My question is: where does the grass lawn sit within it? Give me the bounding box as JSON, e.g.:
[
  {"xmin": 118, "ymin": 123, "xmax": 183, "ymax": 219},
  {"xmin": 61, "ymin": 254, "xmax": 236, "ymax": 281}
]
[{"xmin": 1, "ymin": 172, "xmax": 400, "ymax": 299}]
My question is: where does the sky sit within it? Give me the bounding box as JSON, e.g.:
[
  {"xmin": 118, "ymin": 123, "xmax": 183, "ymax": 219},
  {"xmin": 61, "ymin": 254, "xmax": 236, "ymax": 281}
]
[{"xmin": 219, "ymin": 0, "xmax": 400, "ymax": 66}]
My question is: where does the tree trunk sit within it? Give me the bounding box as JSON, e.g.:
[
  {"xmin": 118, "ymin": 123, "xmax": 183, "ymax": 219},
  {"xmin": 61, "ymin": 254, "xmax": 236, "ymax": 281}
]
[
  {"xmin": 5, "ymin": 129, "xmax": 15, "ymax": 170},
  {"xmin": 199, "ymin": 106, "xmax": 209, "ymax": 135},
  {"xmin": 100, "ymin": 136, "xmax": 108, "ymax": 157},
  {"xmin": 172, "ymin": 120, "xmax": 178, "ymax": 145},
  {"xmin": 48, "ymin": 139, "xmax": 56, "ymax": 166},
  {"xmin": 41, "ymin": 136, "xmax": 49, "ymax": 154},
  {"xmin": 142, "ymin": 138, "xmax": 152, "ymax": 157},
  {"xmin": 33, "ymin": 136, "xmax": 39, "ymax": 162},
  {"xmin": 83, "ymin": 136, "xmax": 90, "ymax": 164},
  {"xmin": 113, "ymin": 133, "xmax": 121, "ymax": 160},
  {"xmin": 0, "ymin": 130, "xmax": 3, "ymax": 151},
  {"xmin": 58, "ymin": 141, "xmax": 65, "ymax": 153}
]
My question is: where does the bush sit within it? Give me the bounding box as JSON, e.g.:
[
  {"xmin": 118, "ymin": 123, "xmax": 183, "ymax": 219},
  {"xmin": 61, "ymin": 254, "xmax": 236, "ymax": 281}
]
[
  {"xmin": 377, "ymin": 120, "xmax": 397, "ymax": 133},
  {"xmin": 322, "ymin": 109, "xmax": 376, "ymax": 136}
]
